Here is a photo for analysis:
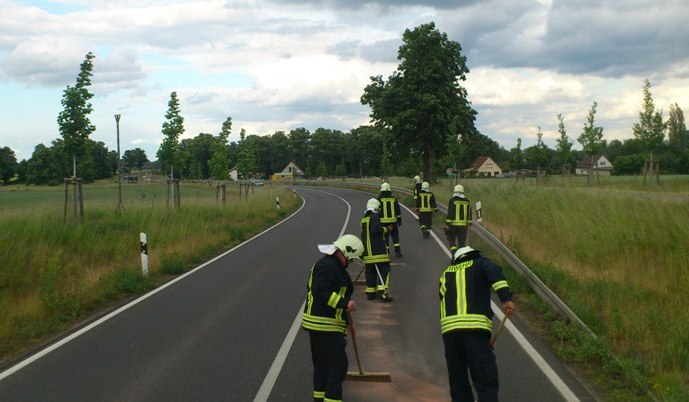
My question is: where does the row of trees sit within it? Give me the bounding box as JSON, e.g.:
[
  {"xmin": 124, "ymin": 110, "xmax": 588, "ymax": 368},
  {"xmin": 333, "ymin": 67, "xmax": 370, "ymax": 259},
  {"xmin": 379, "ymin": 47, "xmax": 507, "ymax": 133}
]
[{"xmin": 1, "ymin": 23, "xmax": 688, "ymax": 186}]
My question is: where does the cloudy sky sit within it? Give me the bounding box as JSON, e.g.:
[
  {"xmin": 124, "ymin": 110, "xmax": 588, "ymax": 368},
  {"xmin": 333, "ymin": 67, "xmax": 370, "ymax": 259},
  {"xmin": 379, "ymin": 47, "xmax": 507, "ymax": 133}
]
[{"xmin": 1, "ymin": 0, "xmax": 688, "ymax": 161}]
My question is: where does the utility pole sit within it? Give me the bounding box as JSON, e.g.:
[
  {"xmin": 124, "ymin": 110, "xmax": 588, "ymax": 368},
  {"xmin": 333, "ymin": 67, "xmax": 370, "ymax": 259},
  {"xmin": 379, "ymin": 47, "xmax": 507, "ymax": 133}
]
[{"xmin": 115, "ymin": 114, "xmax": 122, "ymax": 213}]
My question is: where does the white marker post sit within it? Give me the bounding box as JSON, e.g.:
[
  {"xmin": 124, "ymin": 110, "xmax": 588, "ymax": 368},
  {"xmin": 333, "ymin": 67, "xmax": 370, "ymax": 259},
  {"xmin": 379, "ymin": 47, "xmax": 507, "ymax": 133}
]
[
  {"xmin": 276, "ymin": 196, "xmax": 281, "ymax": 209},
  {"xmin": 475, "ymin": 201, "xmax": 482, "ymax": 223},
  {"xmin": 140, "ymin": 232, "xmax": 149, "ymax": 277}
]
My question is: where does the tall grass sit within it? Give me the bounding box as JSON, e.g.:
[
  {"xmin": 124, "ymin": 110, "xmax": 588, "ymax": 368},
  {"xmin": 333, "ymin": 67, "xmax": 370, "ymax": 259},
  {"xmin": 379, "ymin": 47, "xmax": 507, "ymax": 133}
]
[{"xmin": 0, "ymin": 182, "xmax": 299, "ymax": 363}]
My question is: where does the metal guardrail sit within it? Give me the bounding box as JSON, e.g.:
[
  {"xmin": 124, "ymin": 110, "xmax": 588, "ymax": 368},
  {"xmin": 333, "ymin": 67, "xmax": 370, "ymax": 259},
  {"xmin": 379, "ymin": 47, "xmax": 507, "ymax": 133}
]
[{"xmin": 286, "ymin": 179, "xmax": 596, "ymax": 338}]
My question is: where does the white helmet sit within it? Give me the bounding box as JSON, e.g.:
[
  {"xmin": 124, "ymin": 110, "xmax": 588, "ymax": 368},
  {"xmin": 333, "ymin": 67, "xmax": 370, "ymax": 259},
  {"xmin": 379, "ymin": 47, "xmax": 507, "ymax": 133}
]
[
  {"xmin": 381, "ymin": 182, "xmax": 391, "ymax": 192},
  {"xmin": 366, "ymin": 198, "xmax": 381, "ymax": 211},
  {"xmin": 333, "ymin": 234, "xmax": 364, "ymax": 260},
  {"xmin": 453, "ymin": 184, "xmax": 464, "ymax": 193},
  {"xmin": 453, "ymin": 245, "xmax": 476, "ymax": 262},
  {"xmin": 413, "ymin": 175, "xmax": 421, "ymax": 183},
  {"xmin": 421, "ymin": 181, "xmax": 430, "ymax": 190}
]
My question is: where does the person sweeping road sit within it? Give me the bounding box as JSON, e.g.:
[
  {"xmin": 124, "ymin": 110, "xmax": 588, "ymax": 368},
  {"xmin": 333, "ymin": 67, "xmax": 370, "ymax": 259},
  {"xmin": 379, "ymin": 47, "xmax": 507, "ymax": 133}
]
[
  {"xmin": 361, "ymin": 198, "xmax": 393, "ymax": 302},
  {"xmin": 439, "ymin": 245, "xmax": 516, "ymax": 402},
  {"xmin": 302, "ymin": 234, "xmax": 364, "ymax": 402}
]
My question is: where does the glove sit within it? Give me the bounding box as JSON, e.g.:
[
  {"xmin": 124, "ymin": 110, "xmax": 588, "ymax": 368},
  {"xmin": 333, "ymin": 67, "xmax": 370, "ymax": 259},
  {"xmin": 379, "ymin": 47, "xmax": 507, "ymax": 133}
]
[{"xmin": 397, "ymin": 218, "xmax": 402, "ymax": 226}]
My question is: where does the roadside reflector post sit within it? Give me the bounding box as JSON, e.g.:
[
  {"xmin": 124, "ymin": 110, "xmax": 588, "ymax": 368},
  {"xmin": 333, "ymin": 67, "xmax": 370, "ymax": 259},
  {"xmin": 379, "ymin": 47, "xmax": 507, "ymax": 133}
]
[
  {"xmin": 276, "ymin": 196, "xmax": 280, "ymax": 209},
  {"xmin": 140, "ymin": 232, "xmax": 149, "ymax": 277},
  {"xmin": 476, "ymin": 201, "xmax": 482, "ymax": 223}
]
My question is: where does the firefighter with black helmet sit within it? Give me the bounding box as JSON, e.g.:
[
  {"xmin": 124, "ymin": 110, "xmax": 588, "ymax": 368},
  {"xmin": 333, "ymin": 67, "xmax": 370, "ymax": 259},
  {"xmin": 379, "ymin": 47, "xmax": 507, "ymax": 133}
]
[
  {"xmin": 377, "ymin": 182, "xmax": 403, "ymax": 257},
  {"xmin": 302, "ymin": 234, "xmax": 364, "ymax": 402}
]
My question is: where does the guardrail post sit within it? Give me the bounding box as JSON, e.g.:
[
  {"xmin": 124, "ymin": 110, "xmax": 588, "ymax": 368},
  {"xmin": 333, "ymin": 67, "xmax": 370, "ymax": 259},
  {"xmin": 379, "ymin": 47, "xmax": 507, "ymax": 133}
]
[{"xmin": 140, "ymin": 232, "xmax": 149, "ymax": 277}]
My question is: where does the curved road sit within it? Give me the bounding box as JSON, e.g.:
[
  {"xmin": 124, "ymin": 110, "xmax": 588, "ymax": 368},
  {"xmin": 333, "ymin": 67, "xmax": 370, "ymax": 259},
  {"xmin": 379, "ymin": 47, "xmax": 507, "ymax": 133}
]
[{"xmin": 0, "ymin": 186, "xmax": 596, "ymax": 401}]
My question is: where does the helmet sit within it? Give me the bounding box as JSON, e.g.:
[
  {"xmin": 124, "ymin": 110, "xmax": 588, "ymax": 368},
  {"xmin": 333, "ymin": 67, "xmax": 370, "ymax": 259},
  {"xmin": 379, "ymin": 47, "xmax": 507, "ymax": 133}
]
[
  {"xmin": 413, "ymin": 175, "xmax": 421, "ymax": 183},
  {"xmin": 333, "ymin": 234, "xmax": 364, "ymax": 260},
  {"xmin": 366, "ymin": 198, "xmax": 381, "ymax": 211},
  {"xmin": 453, "ymin": 245, "xmax": 476, "ymax": 262},
  {"xmin": 381, "ymin": 182, "xmax": 391, "ymax": 192},
  {"xmin": 453, "ymin": 184, "xmax": 464, "ymax": 193},
  {"xmin": 421, "ymin": 181, "xmax": 430, "ymax": 190}
]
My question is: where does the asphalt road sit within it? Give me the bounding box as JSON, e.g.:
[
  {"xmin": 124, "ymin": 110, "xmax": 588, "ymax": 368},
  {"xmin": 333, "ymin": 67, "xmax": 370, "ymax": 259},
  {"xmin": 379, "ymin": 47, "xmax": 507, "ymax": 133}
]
[{"xmin": 0, "ymin": 186, "xmax": 597, "ymax": 401}]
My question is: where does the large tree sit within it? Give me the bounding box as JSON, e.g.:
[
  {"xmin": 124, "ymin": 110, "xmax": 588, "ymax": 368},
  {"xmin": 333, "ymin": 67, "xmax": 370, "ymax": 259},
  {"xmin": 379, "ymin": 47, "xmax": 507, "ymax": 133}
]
[
  {"xmin": 209, "ymin": 117, "xmax": 232, "ymax": 180},
  {"xmin": 57, "ymin": 51, "xmax": 96, "ymax": 175},
  {"xmin": 668, "ymin": 103, "xmax": 687, "ymax": 154},
  {"xmin": 157, "ymin": 91, "xmax": 185, "ymax": 176},
  {"xmin": 632, "ymin": 79, "xmax": 666, "ymax": 154},
  {"xmin": 122, "ymin": 148, "xmax": 149, "ymax": 171},
  {"xmin": 361, "ymin": 22, "xmax": 476, "ymax": 182}
]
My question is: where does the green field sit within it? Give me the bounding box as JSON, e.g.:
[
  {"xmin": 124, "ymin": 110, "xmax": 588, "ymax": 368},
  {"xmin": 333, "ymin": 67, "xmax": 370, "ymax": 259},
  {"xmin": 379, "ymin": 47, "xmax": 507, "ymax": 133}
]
[{"xmin": 0, "ymin": 180, "xmax": 300, "ymax": 364}]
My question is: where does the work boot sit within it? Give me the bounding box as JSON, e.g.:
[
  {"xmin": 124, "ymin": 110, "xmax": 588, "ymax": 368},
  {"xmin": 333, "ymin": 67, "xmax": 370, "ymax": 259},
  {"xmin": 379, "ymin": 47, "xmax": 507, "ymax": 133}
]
[{"xmin": 395, "ymin": 250, "xmax": 402, "ymax": 258}]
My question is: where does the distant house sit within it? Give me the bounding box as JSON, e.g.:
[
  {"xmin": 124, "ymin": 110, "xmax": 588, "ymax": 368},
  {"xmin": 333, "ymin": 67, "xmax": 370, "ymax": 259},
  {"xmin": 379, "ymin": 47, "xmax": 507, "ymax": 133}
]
[
  {"xmin": 229, "ymin": 167, "xmax": 238, "ymax": 181},
  {"xmin": 270, "ymin": 161, "xmax": 304, "ymax": 181},
  {"xmin": 469, "ymin": 156, "xmax": 503, "ymax": 177},
  {"xmin": 576, "ymin": 155, "xmax": 613, "ymax": 176}
]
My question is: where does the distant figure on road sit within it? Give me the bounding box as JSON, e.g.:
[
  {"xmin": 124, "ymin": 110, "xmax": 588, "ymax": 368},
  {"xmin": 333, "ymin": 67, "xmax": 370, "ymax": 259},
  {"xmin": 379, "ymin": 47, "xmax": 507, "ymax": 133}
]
[
  {"xmin": 377, "ymin": 182, "xmax": 403, "ymax": 258},
  {"xmin": 439, "ymin": 246, "xmax": 516, "ymax": 402},
  {"xmin": 361, "ymin": 198, "xmax": 393, "ymax": 302},
  {"xmin": 415, "ymin": 181, "xmax": 437, "ymax": 239},
  {"xmin": 445, "ymin": 184, "xmax": 472, "ymax": 253},
  {"xmin": 302, "ymin": 234, "xmax": 364, "ymax": 402}
]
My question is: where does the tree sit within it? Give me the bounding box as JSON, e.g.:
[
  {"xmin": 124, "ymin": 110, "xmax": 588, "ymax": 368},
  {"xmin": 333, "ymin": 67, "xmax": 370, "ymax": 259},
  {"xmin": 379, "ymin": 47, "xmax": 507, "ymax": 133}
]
[
  {"xmin": 236, "ymin": 129, "xmax": 256, "ymax": 180},
  {"xmin": 530, "ymin": 126, "xmax": 549, "ymax": 172},
  {"xmin": 668, "ymin": 103, "xmax": 688, "ymax": 154},
  {"xmin": 510, "ymin": 138, "xmax": 525, "ymax": 171},
  {"xmin": 25, "ymin": 142, "xmax": 69, "ymax": 185},
  {"xmin": 288, "ymin": 128, "xmax": 310, "ymax": 172},
  {"xmin": 122, "ymin": 148, "xmax": 149, "ymax": 171},
  {"xmin": 555, "ymin": 113, "xmax": 573, "ymax": 173},
  {"xmin": 361, "ymin": 22, "xmax": 477, "ymax": 183},
  {"xmin": 157, "ymin": 92, "xmax": 185, "ymax": 176},
  {"xmin": 578, "ymin": 101, "xmax": 606, "ymax": 157},
  {"xmin": 632, "ymin": 79, "xmax": 666, "ymax": 154},
  {"xmin": 0, "ymin": 146, "xmax": 18, "ymax": 184},
  {"xmin": 209, "ymin": 117, "xmax": 232, "ymax": 180},
  {"xmin": 57, "ymin": 52, "xmax": 96, "ymax": 176}
]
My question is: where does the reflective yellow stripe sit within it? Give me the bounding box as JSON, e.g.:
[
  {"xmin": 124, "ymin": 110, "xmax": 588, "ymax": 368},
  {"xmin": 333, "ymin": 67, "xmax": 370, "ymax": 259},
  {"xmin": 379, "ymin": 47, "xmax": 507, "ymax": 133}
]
[
  {"xmin": 324, "ymin": 398, "xmax": 342, "ymax": 402},
  {"xmin": 314, "ymin": 391, "xmax": 325, "ymax": 398},
  {"xmin": 441, "ymin": 314, "xmax": 493, "ymax": 333},
  {"xmin": 302, "ymin": 314, "xmax": 347, "ymax": 333},
  {"xmin": 327, "ymin": 292, "xmax": 341, "ymax": 309},
  {"xmin": 363, "ymin": 255, "xmax": 390, "ymax": 263},
  {"xmin": 492, "ymin": 280, "xmax": 509, "ymax": 291}
]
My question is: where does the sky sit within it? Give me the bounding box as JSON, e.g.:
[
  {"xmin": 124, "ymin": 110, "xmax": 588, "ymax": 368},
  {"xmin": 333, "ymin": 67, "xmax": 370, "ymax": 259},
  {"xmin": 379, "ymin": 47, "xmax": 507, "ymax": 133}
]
[{"xmin": 1, "ymin": 0, "xmax": 688, "ymax": 162}]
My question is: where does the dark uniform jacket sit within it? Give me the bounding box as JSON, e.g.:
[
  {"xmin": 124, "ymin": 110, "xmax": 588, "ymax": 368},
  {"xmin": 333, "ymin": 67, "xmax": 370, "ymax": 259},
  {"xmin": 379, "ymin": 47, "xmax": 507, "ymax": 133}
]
[
  {"xmin": 377, "ymin": 191, "xmax": 401, "ymax": 225},
  {"xmin": 446, "ymin": 195, "xmax": 471, "ymax": 227},
  {"xmin": 361, "ymin": 210, "xmax": 391, "ymax": 264},
  {"xmin": 302, "ymin": 254, "xmax": 353, "ymax": 334},
  {"xmin": 439, "ymin": 251, "xmax": 512, "ymax": 334},
  {"xmin": 413, "ymin": 182, "xmax": 422, "ymax": 200},
  {"xmin": 416, "ymin": 191, "xmax": 437, "ymax": 212}
]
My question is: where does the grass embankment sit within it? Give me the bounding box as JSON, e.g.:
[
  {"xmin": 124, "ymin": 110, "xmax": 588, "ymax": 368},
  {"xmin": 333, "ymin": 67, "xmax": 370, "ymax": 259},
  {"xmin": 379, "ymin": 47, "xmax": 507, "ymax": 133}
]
[{"xmin": 0, "ymin": 181, "xmax": 300, "ymax": 365}]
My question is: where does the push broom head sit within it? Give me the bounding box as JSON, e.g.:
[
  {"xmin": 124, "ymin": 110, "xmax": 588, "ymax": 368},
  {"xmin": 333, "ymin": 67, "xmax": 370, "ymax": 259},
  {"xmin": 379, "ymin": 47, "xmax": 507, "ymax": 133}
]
[{"xmin": 345, "ymin": 371, "xmax": 392, "ymax": 382}]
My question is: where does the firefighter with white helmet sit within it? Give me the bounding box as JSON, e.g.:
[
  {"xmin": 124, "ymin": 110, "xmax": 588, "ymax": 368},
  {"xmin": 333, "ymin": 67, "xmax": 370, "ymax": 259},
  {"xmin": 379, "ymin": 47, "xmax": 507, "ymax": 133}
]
[
  {"xmin": 377, "ymin": 182, "xmax": 403, "ymax": 257},
  {"xmin": 415, "ymin": 181, "xmax": 437, "ymax": 239},
  {"xmin": 361, "ymin": 198, "xmax": 393, "ymax": 302},
  {"xmin": 303, "ymin": 233, "xmax": 364, "ymax": 402},
  {"xmin": 445, "ymin": 183, "xmax": 472, "ymax": 253},
  {"xmin": 412, "ymin": 175, "xmax": 422, "ymax": 200}
]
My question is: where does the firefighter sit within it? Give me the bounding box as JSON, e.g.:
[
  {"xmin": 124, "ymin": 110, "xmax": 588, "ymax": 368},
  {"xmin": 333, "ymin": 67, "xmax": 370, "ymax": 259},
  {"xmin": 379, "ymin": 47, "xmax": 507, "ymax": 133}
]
[
  {"xmin": 445, "ymin": 184, "xmax": 472, "ymax": 253},
  {"xmin": 412, "ymin": 175, "xmax": 422, "ymax": 200},
  {"xmin": 361, "ymin": 198, "xmax": 393, "ymax": 302},
  {"xmin": 377, "ymin": 182, "xmax": 403, "ymax": 257},
  {"xmin": 439, "ymin": 246, "xmax": 516, "ymax": 402},
  {"xmin": 415, "ymin": 181, "xmax": 437, "ymax": 239},
  {"xmin": 302, "ymin": 234, "xmax": 364, "ymax": 402}
]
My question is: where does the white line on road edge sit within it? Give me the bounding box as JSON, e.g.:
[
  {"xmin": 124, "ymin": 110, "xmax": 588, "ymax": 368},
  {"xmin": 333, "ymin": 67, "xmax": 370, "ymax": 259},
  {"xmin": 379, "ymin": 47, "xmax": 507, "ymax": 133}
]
[
  {"xmin": 402, "ymin": 202, "xmax": 580, "ymax": 401},
  {"xmin": 0, "ymin": 196, "xmax": 308, "ymax": 382},
  {"xmin": 253, "ymin": 189, "xmax": 352, "ymax": 402}
]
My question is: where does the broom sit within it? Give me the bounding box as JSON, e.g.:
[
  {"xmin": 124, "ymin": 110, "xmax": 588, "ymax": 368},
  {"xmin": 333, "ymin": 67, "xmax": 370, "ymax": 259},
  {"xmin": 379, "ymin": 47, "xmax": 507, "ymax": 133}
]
[
  {"xmin": 490, "ymin": 314, "xmax": 508, "ymax": 349},
  {"xmin": 344, "ymin": 311, "xmax": 392, "ymax": 382}
]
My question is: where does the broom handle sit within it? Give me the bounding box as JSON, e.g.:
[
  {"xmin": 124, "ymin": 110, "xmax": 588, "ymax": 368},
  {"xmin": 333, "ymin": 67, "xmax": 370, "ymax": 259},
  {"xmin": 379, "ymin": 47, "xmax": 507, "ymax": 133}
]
[
  {"xmin": 491, "ymin": 314, "xmax": 508, "ymax": 344},
  {"xmin": 346, "ymin": 311, "xmax": 364, "ymax": 375}
]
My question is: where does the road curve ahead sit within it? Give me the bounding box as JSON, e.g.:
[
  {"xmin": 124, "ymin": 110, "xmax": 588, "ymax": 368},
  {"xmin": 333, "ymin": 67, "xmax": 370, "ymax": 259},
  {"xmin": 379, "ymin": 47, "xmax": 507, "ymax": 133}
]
[{"xmin": 0, "ymin": 186, "xmax": 596, "ymax": 402}]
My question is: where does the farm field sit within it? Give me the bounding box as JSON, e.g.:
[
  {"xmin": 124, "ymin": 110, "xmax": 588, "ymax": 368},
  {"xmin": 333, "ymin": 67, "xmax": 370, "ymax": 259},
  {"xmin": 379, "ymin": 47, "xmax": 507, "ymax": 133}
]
[{"xmin": 0, "ymin": 180, "xmax": 300, "ymax": 365}]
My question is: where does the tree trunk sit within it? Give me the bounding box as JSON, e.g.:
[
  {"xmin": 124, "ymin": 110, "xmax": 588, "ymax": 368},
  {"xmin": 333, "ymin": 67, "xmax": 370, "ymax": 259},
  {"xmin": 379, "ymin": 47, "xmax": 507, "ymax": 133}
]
[{"xmin": 422, "ymin": 146, "xmax": 436, "ymax": 183}]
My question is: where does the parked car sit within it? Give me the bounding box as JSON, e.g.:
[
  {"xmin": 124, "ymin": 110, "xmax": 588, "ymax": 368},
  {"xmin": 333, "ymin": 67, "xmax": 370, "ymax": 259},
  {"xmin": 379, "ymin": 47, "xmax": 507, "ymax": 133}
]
[{"xmin": 250, "ymin": 179, "xmax": 264, "ymax": 186}]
